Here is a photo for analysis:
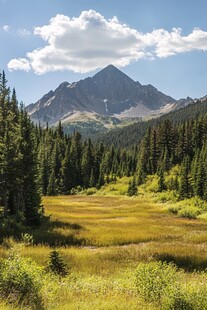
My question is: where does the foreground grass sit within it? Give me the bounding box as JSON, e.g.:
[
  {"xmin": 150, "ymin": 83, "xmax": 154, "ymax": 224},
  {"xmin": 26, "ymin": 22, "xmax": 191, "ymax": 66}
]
[{"xmin": 1, "ymin": 182, "xmax": 207, "ymax": 309}]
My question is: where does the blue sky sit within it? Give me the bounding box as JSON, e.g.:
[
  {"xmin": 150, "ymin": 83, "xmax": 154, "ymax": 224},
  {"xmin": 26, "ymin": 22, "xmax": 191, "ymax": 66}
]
[{"xmin": 1, "ymin": 0, "xmax": 207, "ymax": 105}]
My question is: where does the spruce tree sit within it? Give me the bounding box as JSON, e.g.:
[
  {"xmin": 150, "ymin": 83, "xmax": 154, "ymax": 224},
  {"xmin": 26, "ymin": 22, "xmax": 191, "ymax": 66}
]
[
  {"xmin": 0, "ymin": 73, "xmax": 42, "ymax": 226},
  {"xmin": 158, "ymin": 168, "xmax": 166, "ymax": 192},
  {"xmin": 127, "ymin": 176, "xmax": 138, "ymax": 196},
  {"xmin": 179, "ymin": 156, "xmax": 192, "ymax": 199},
  {"xmin": 81, "ymin": 138, "xmax": 94, "ymax": 188},
  {"xmin": 19, "ymin": 108, "xmax": 42, "ymax": 225},
  {"xmin": 60, "ymin": 144, "xmax": 73, "ymax": 194},
  {"xmin": 48, "ymin": 250, "xmax": 68, "ymax": 277}
]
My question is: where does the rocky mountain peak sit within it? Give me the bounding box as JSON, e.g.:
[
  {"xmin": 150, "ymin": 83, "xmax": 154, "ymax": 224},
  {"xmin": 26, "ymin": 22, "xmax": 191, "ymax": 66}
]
[
  {"xmin": 93, "ymin": 64, "xmax": 135, "ymax": 84},
  {"xmin": 27, "ymin": 65, "xmax": 178, "ymax": 126}
]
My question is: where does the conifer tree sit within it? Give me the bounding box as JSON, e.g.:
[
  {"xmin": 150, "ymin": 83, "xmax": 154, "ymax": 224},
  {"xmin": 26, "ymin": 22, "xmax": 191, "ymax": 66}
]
[
  {"xmin": 81, "ymin": 138, "xmax": 94, "ymax": 188},
  {"xmin": 19, "ymin": 108, "xmax": 42, "ymax": 225},
  {"xmin": 179, "ymin": 156, "xmax": 192, "ymax": 199},
  {"xmin": 127, "ymin": 176, "xmax": 138, "ymax": 196},
  {"xmin": 158, "ymin": 168, "xmax": 166, "ymax": 192},
  {"xmin": 60, "ymin": 144, "xmax": 73, "ymax": 194}
]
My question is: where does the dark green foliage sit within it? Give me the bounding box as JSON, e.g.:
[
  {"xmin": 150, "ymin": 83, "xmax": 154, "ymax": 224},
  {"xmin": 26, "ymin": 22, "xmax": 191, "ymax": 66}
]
[
  {"xmin": 135, "ymin": 106, "xmax": 207, "ymax": 201},
  {"xmin": 47, "ymin": 249, "xmax": 68, "ymax": 277},
  {"xmin": 158, "ymin": 168, "xmax": 166, "ymax": 192},
  {"xmin": 127, "ymin": 177, "xmax": 138, "ymax": 196},
  {"xmin": 0, "ymin": 72, "xmax": 42, "ymax": 228},
  {"xmin": 34, "ymin": 125, "xmax": 137, "ymax": 194},
  {"xmin": 179, "ymin": 156, "xmax": 192, "ymax": 199}
]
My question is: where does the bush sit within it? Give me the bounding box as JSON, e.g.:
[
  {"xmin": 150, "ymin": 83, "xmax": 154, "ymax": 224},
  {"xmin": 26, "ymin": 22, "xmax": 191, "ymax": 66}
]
[
  {"xmin": 178, "ymin": 206, "xmax": 201, "ymax": 219},
  {"xmin": 135, "ymin": 261, "xmax": 179, "ymax": 304},
  {"xmin": 0, "ymin": 247, "xmax": 44, "ymax": 308},
  {"xmin": 168, "ymin": 205, "xmax": 182, "ymax": 215},
  {"xmin": 156, "ymin": 191, "xmax": 178, "ymax": 204},
  {"xmin": 70, "ymin": 186, "xmax": 83, "ymax": 195},
  {"xmin": 85, "ymin": 187, "xmax": 97, "ymax": 195},
  {"xmin": 162, "ymin": 288, "xmax": 193, "ymax": 310}
]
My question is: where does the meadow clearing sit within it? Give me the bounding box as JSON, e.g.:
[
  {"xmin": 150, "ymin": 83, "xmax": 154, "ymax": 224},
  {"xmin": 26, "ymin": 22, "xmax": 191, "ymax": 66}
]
[{"xmin": 1, "ymin": 177, "xmax": 207, "ymax": 309}]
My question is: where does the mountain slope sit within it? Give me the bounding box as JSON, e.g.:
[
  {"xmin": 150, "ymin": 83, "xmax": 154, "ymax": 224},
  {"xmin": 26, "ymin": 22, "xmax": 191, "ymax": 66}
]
[
  {"xmin": 27, "ymin": 65, "xmax": 177, "ymax": 126},
  {"xmin": 95, "ymin": 97, "xmax": 207, "ymax": 148}
]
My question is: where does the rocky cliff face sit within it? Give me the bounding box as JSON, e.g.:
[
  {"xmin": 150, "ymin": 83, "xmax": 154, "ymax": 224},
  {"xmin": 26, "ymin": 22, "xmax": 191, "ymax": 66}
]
[{"xmin": 27, "ymin": 65, "xmax": 179, "ymax": 125}]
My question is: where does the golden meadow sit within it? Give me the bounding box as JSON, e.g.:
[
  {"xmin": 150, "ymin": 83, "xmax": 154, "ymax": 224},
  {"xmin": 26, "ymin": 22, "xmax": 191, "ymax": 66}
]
[{"xmin": 1, "ymin": 177, "xmax": 207, "ymax": 309}]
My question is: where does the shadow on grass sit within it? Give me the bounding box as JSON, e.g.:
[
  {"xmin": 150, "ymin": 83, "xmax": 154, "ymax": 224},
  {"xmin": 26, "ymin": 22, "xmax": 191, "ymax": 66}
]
[
  {"xmin": 0, "ymin": 217, "xmax": 88, "ymax": 247},
  {"xmin": 154, "ymin": 253, "xmax": 207, "ymax": 271},
  {"xmin": 29, "ymin": 219, "xmax": 87, "ymax": 247}
]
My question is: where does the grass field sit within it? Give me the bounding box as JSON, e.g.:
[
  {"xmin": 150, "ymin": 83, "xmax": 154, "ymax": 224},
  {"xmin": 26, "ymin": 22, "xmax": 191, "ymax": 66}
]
[{"xmin": 1, "ymin": 181, "xmax": 207, "ymax": 309}]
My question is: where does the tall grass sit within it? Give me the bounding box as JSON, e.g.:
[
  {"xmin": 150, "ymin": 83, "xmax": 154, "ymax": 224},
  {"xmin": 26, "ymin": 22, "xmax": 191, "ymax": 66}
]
[{"xmin": 1, "ymin": 185, "xmax": 207, "ymax": 309}]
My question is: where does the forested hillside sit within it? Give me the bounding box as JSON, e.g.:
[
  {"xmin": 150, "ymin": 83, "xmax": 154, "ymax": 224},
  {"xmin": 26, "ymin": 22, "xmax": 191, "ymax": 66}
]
[
  {"xmin": 137, "ymin": 114, "xmax": 207, "ymax": 200},
  {"xmin": 36, "ymin": 124, "xmax": 136, "ymax": 195},
  {"xmin": 97, "ymin": 98, "xmax": 207, "ymax": 148}
]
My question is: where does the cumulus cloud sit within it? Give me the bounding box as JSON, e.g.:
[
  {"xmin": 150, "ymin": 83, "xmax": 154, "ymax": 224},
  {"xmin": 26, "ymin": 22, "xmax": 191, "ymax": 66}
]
[
  {"xmin": 7, "ymin": 10, "xmax": 207, "ymax": 74},
  {"xmin": 8, "ymin": 58, "xmax": 31, "ymax": 72}
]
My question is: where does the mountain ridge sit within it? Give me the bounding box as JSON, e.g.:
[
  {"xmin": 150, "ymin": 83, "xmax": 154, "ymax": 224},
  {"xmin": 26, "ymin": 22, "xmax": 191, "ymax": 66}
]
[{"xmin": 27, "ymin": 64, "xmax": 183, "ymax": 127}]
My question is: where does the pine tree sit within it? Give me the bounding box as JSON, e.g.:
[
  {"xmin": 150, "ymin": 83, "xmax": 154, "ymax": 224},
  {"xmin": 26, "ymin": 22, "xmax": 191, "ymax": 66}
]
[
  {"xmin": 179, "ymin": 156, "xmax": 192, "ymax": 199},
  {"xmin": 0, "ymin": 73, "xmax": 42, "ymax": 226},
  {"xmin": 81, "ymin": 138, "xmax": 94, "ymax": 188},
  {"xmin": 60, "ymin": 144, "xmax": 73, "ymax": 194},
  {"xmin": 19, "ymin": 108, "xmax": 42, "ymax": 225},
  {"xmin": 48, "ymin": 250, "xmax": 68, "ymax": 277},
  {"xmin": 127, "ymin": 176, "xmax": 138, "ymax": 196},
  {"xmin": 158, "ymin": 168, "xmax": 166, "ymax": 192},
  {"xmin": 70, "ymin": 132, "xmax": 82, "ymax": 187}
]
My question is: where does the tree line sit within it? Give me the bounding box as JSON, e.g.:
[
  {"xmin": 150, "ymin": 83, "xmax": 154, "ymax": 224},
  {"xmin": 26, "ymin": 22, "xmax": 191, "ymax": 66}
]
[
  {"xmin": 136, "ymin": 115, "xmax": 207, "ymax": 199},
  {"xmin": 36, "ymin": 122, "xmax": 137, "ymax": 195}
]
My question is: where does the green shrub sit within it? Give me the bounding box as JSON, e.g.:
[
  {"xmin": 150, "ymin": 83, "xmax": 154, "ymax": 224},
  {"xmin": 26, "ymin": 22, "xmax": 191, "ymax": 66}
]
[
  {"xmin": 86, "ymin": 187, "xmax": 97, "ymax": 195},
  {"xmin": 168, "ymin": 205, "xmax": 182, "ymax": 215},
  {"xmin": 178, "ymin": 206, "xmax": 201, "ymax": 219},
  {"xmin": 70, "ymin": 186, "xmax": 82, "ymax": 195},
  {"xmin": 185, "ymin": 282, "xmax": 207, "ymax": 309},
  {"xmin": 0, "ymin": 247, "xmax": 44, "ymax": 308},
  {"xmin": 21, "ymin": 233, "xmax": 34, "ymax": 246},
  {"xmin": 135, "ymin": 261, "xmax": 179, "ymax": 304},
  {"xmin": 162, "ymin": 288, "xmax": 193, "ymax": 310},
  {"xmin": 144, "ymin": 175, "xmax": 159, "ymax": 192}
]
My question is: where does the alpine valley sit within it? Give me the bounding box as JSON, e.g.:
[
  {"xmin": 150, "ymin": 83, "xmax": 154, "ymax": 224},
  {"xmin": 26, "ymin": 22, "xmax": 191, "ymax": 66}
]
[{"xmin": 26, "ymin": 64, "xmax": 193, "ymax": 135}]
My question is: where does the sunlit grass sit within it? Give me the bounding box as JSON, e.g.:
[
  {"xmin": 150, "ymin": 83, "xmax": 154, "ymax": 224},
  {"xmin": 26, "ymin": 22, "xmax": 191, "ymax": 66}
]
[
  {"xmin": 0, "ymin": 192, "xmax": 206, "ymax": 275},
  {"xmin": 2, "ymin": 180, "xmax": 207, "ymax": 309}
]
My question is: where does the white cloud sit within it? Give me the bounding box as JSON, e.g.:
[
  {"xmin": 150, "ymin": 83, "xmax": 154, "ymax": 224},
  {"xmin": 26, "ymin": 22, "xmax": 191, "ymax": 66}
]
[
  {"xmin": 151, "ymin": 27, "xmax": 207, "ymax": 57},
  {"xmin": 7, "ymin": 10, "xmax": 207, "ymax": 74},
  {"xmin": 8, "ymin": 58, "xmax": 31, "ymax": 72},
  {"xmin": 3, "ymin": 25, "xmax": 10, "ymax": 32},
  {"xmin": 17, "ymin": 28, "xmax": 31, "ymax": 37}
]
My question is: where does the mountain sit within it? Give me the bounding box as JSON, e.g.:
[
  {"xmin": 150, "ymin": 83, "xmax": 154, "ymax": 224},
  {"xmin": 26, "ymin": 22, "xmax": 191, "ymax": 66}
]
[{"xmin": 27, "ymin": 65, "xmax": 184, "ymax": 129}]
